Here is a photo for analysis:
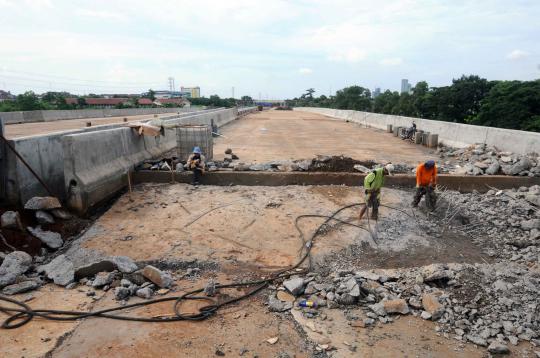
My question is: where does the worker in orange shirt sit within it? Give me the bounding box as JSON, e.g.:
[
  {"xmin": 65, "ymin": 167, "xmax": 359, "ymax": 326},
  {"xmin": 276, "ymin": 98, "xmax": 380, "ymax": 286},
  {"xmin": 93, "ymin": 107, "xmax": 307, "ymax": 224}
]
[{"xmin": 413, "ymin": 160, "xmax": 437, "ymax": 210}]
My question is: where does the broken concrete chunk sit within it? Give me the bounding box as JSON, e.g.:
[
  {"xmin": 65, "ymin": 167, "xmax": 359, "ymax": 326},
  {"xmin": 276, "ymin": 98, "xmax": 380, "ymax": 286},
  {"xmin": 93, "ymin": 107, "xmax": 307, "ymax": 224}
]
[
  {"xmin": 355, "ymin": 270, "xmax": 380, "ymax": 281},
  {"xmin": 142, "ymin": 265, "xmax": 173, "ymax": 288},
  {"xmin": 368, "ymin": 302, "xmax": 387, "ymax": 316},
  {"xmin": 0, "ymin": 251, "xmax": 32, "ymax": 288},
  {"xmin": 466, "ymin": 334, "xmax": 487, "ymax": 347},
  {"xmin": 114, "ymin": 286, "xmax": 131, "ymax": 300},
  {"xmin": 267, "ymin": 294, "xmax": 293, "ymax": 312},
  {"xmin": 283, "ymin": 277, "xmax": 305, "ymax": 296},
  {"xmin": 24, "ymin": 196, "xmax": 62, "ymax": 210},
  {"xmin": 420, "ymin": 311, "xmax": 432, "ymax": 320},
  {"xmin": 2, "ymin": 280, "xmax": 40, "ymax": 295},
  {"xmin": 521, "ymin": 219, "xmax": 540, "ymax": 231},
  {"xmin": 111, "ymin": 256, "xmax": 138, "ymax": 273},
  {"xmin": 383, "ymin": 299, "xmax": 410, "ymax": 314},
  {"xmin": 1, "ymin": 211, "xmax": 23, "ymax": 231},
  {"xmin": 344, "ymin": 277, "xmax": 361, "ymax": 297},
  {"xmin": 92, "ymin": 271, "xmax": 115, "ymax": 287},
  {"xmin": 136, "ymin": 287, "xmax": 154, "ymax": 299},
  {"xmin": 38, "ymin": 255, "xmax": 74, "ymax": 286},
  {"xmin": 485, "ymin": 161, "xmax": 500, "ymax": 175},
  {"xmin": 35, "ymin": 210, "xmax": 55, "ymax": 225},
  {"xmin": 74, "ymin": 260, "xmax": 116, "ymax": 279},
  {"xmin": 27, "ymin": 226, "xmax": 63, "ymax": 249},
  {"xmin": 422, "ymin": 293, "xmax": 444, "ymax": 320},
  {"xmin": 50, "ymin": 209, "xmax": 73, "ymax": 220},
  {"xmin": 487, "ymin": 341, "xmax": 510, "ymax": 354}
]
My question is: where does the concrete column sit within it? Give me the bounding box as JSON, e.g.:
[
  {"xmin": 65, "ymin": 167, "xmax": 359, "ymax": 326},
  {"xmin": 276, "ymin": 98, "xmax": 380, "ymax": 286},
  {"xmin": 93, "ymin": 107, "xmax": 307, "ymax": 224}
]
[
  {"xmin": 427, "ymin": 133, "xmax": 439, "ymax": 148},
  {"xmin": 386, "ymin": 124, "xmax": 393, "ymax": 133},
  {"xmin": 0, "ymin": 117, "xmax": 6, "ymax": 203},
  {"xmin": 422, "ymin": 132, "xmax": 430, "ymax": 146},
  {"xmin": 393, "ymin": 126, "xmax": 400, "ymax": 136}
]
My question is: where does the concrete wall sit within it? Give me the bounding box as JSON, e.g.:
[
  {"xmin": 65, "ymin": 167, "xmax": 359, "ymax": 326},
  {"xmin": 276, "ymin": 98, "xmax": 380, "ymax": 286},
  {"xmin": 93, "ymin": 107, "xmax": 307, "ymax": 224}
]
[
  {"xmin": 4, "ymin": 107, "xmax": 253, "ymax": 207},
  {"xmin": 295, "ymin": 107, "xmax": 540, "ymax": 155},
  {"xmin": 63, "ymin": 107, "xmax": 257, "ymax": 213},
  {"xmin": 0, "ymin": 107, "xmax": 194, "ymax": 124}
]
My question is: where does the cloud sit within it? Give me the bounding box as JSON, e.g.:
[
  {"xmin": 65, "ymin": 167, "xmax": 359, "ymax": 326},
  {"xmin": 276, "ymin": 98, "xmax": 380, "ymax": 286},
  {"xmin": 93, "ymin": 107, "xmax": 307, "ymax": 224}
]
[
  {"xmin": 506, "ymin": 49, "xmax": 529, "ymax": 60},
  {"xmin": 298, "ymin": 68, "xmax": 313, "ymax": 75},
  {"xmin": 379, "ymin": 57, "xmax": 403, "ymax": 66},
  {"xmin": 328, "ymin": 48, "xmax": 366, "ymax": 63},
  {"xmin": 77, "ymin": 9, "xmax": 127, "ymax": 21}
]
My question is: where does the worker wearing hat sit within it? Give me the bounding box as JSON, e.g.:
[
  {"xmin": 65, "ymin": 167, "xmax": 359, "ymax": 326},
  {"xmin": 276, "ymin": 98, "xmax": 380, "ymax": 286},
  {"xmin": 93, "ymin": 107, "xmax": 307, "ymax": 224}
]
[
  {"xmin": 413, "ymin": 159, "xmax": 437, "ymax": 209},
  {"xmin": 186, "ymin": 146, "xmax": 206, "ymax": 185},
  {"xmin": 359, "ymin": 164, "xmax": 394, "ymax": 220}
]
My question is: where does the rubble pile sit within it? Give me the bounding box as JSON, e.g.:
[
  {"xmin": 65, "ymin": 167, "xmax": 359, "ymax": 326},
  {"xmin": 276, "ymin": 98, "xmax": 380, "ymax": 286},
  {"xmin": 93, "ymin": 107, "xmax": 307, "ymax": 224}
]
[
  {"xmin": 437, "ymin": 143, "xmax": 540, "ymax": 177},
  {"xmin": 265, "ymin": 186, "xmax": 540, "ymax": 353}
]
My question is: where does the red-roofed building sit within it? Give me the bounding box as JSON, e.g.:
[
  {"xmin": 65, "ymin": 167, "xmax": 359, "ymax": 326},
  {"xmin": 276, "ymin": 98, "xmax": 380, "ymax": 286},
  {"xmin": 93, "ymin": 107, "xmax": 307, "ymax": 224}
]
[
  {"xmin": 85, "ymin": 98, "xmax": 130, "ymax": 107},
  {"xmin": 138, "ymin": 98, "xmax": 154, "ymax": 107}
]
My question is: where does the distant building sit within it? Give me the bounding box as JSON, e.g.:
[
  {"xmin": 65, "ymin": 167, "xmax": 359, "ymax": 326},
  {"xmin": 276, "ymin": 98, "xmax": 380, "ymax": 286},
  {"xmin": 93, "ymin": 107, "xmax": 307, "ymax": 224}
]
[
  {"xmin": 401, "ymin": 79, "xmax": 412, "ymax": 94},
  {"xmin": 0, "ymin": 90, "xmax": 15, "ymax": 102},
  {"xmin": 137, "ymin": 98, "xmax": 154, "ymax": 107},
  {"xmin": 155, "ymin": 97, "xmax": 190, "ymax": 107},
  {"xmin": 373, "ymin": 87, "xmax": 381, "ymax": 98},
  {"xmin": 181, "ymin": 86, "xmax": 201, "ymax": 98}
]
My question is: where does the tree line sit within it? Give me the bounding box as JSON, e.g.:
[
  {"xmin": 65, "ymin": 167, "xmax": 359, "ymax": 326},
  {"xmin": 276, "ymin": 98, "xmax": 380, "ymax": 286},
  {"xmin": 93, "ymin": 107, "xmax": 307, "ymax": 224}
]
[
  {"xmin": 286, "ymin": 76, "xmax": 540, "ymax": 132},
  {"xmin": 0, "ymin": 90, "xmax": 255, "ymax": 112}
]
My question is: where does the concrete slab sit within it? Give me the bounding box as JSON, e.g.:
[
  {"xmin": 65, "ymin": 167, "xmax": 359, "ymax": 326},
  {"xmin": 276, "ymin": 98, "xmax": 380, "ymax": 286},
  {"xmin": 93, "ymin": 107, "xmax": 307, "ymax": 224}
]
[{"xmin": 213, "ymin": 110, "xmax": 438, "ymax": 165}]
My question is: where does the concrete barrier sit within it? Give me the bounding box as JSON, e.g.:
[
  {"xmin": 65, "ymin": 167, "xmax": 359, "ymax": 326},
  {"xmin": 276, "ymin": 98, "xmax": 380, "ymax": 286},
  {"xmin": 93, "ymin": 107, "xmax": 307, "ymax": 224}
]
[
  {"xmin": 0, "ymin": 107, "xmax": 195, "ymax": 124},
  {"xmin": 295, "ymin": 108, "xmax": 540, "ymax": 155},
  {"xmin": 63, "ymin": 107, "xmax": 257, "ymax": 213}
]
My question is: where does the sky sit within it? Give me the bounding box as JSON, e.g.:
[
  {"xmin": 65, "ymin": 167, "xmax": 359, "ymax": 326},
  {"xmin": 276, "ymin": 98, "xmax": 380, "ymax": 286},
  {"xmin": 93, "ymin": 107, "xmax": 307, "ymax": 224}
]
[{"xmin": 0, "ymin": 0, "xmax": 539, "ymax": 99}]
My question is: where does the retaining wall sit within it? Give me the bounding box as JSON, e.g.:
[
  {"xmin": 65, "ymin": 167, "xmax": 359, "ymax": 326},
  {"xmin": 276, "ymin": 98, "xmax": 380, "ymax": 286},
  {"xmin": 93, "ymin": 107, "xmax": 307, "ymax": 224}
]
[
  {"xmin": 0, "ymin": 107, "xmax": 193, "ymax": 124},
  {"xmin": 63, "ymin": 107, "xmax": 257, "ymax": 213},
  {"xmin": 295, "ymin": 107, "xmax": 540, "ymax": 155}
]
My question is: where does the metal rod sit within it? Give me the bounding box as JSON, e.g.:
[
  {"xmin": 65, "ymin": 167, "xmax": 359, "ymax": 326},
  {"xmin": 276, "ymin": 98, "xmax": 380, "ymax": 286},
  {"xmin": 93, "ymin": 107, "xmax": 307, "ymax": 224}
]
[{"xmin": 0, "ymin": 133, "xmax": 54, "ymax": 197}]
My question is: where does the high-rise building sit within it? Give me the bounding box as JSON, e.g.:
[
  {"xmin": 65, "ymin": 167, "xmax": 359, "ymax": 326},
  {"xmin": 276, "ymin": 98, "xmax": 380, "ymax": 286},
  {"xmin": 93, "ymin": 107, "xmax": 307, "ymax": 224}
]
[
  {"xmin": 181, "ymin": 86, "xmax": 201, "ymax": 98},
  {"xmin": 401, "ymin": 79, "xmax": 412, "ymax": 94},
  {"xmin": 373, "ymin": 87, "xmax": 381, "ymax": 98}
]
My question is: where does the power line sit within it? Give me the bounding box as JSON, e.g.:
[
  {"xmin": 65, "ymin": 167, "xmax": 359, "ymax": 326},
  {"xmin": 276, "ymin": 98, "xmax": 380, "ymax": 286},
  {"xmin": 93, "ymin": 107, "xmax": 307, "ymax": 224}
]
[{"xmin": 0, "ymin": 74, "xmax": 163, "ymax": 89}]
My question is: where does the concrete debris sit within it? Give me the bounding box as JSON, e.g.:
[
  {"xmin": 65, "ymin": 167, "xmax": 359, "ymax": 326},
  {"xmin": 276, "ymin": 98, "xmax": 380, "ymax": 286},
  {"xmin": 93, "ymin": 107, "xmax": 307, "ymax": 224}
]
[
  {"xmin": 110, "ymin": 256, "xmax": 138, "ymax": 273},
  {"xmin": 114, "ymin": 286, "xmax": 131, "ymax": 301},
  {"xmin": 422, "ymin": 294, "xmax": 444, "ymax": 320},
  {"xmin": 487, "ymin": 341, "xmax": 510, "ymax": 354},
  {"xmin": 50, "ymin": 209, "xmax": 73, "ymax": 220},
  {"xmin": 0, "ymin": 251, "xmax": 32, "ymax": 288},
  {"xmin": 74, "ymin": 260, "xmax": 116, "ymax": 279},
  {"xmin": 136, "ymin": 287, "xmax": 154, "ymax": 299},
  {"xmin": 267, "ymin": 294, "xmax": 293, "ymax": 312},
  {"xmin": 383, "ymin": 299, "xmax": 410, "ymax": 314},
  {"xmin": 27, "ymin": 226, "xmax": 63, "ymax": 249},
  {"xmin": 283, "ymin": 277, "xmax": 305, "ymax": 296},
  {"xmin": 142, "ymin": 265, "xmax": 173, "ymax": 288},
  {"xmin": 92, "ymin": 271, "xmax": 116, "ymax": 287},
  {"xmin": 2, "ymin": 280, "xmax": 40, "ymax": 295},
  {"xmin": 204, "ymin": 278, "xmax": 216, "ymax": 296},
  {"xmin": 276, "ymin": 290, "xmax": 295, "ymax": 302},
  {"xmin": 24, "ymin": 196, "xmax": 62, "ymax": 210},
  {"xmin": 38, "ymin": 255, "xmax": 74, "ymax": 286},
  {"xmin": 1, "ymin": 211, "xmax": 23, "ymax": 231},
  {"xmin": 35, "ymin": 210, "xmax": 55, "ymax": 225}
]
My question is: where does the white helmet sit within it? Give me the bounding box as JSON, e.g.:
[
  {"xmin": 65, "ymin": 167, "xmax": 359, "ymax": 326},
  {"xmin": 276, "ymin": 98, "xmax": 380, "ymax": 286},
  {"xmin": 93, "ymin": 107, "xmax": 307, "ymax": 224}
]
[{"xmin": 385, "ymin": 163, "xmax": 395, "ymax": 176}]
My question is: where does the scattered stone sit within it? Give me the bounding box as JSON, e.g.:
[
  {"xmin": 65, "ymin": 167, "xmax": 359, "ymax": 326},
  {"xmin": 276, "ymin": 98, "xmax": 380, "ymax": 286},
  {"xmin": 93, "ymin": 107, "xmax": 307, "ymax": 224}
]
[
  {"xmin": 74, "ymin": 260, "xmax": 116, "ymax": 279},
  {"xmin": 38, "ymin": 255, "xmax": 74, "ymax": 286},
  {"xmin": 276, "ymin": 290, "xmax": 295, "ymax": 302},
  {"xmin": 204, "ymin": 279, "xmax": 216, "ymax": 296},
  {"xmin": 111, "ymin": 256, "xmax": 138, "ymax": 273},
  {"xmin": 224, "ymin": 148, "xmax": 232, "ymax": 155},
  {"xmin": 50, "ymin": 209, "xmax": 73, "ymax": 220},
  {"xmin": 422, "ymin": 293, "xmax": 444, "ymax": 320},
  {"xmin": 114, "ymin": 286, "xmax": 131, "ymax": 300},
  {"xmin": 368, "ymin": 302, "xmax": 386, "ymax": 316},
  {"xmin": 136, "ymin": 287, "xmax": 153, "ymax": 299},
  {"xmin": 420, "ymin": 311, "xmax": 432, "ymax": 320},
  {"xmin": 383, "ymin": 299, "xmax": 410, "ymax": 314},
  {"xmin": 0, "ymin": 251, "xmax": 32, "ymax": 288},
  {"xmin": 267, "ymin": 294, "xmax": 293, "ymax": 312},
  {"xmin": 1, "ymin": 211, "xmax": 23, "ymax": 230},
  {"xmin": 283, "ymin": 277, "xmax": 304, "ymax": 296},
  {"xmin": 487, "ymin": 341, "xmax": 510, "ymax": 354},
  {"xmin": 2, "ymin": 280, "xmax": 40, "ymax": 295},
  {"xmin": 266, "ymin": 337, "xmax": 279, "ymax": 345},
  {"xmin": 24, "ymin": 196, "xmax": 61, "ymax": 210},
  {"xmin": 466, "ymin": 334, "xmax": 487, "ymax": 347},
  {"xmin": 35, "ymin": 210, "xmax": 55, "ymax": 225},
  {"xmin": 92, "ymin": 272, "xmax": 115, "ymax": 287},
  {"xmin": 142, "ymin": 265, "xmax": 173, "ymax": 288},
  {"xmin": 27, "ymin": 226, "xmax": 63, "ymax": 249}
]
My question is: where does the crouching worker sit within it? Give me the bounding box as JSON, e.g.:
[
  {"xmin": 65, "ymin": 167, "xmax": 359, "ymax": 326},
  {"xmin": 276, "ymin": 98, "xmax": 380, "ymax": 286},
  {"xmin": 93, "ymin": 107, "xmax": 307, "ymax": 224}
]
[
  {"xmin": 359, "ymin": 164, "xmax": 394, "ymax": 220},
  {"xmin": 186, "ymin": 146, "xmax": 206, "ymax": 185},
  {"xmin": 413, "ymin": 159, "xmax": 437, "ymax": 210}
]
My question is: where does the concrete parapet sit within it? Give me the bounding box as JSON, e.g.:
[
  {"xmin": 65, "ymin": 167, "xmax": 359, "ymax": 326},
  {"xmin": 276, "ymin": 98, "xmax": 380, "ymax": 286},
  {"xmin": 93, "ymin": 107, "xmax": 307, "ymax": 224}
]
[
  {"xmin": 427, "ymin": 134, "xmax": 439, "ymax": 148},
  {"xmin": 387, "ymin": 124, "xmax": 393, "ymax": 133},
  {"xmin": 294, "ymin": 107, "xmax": 540, "ymax": 155}
]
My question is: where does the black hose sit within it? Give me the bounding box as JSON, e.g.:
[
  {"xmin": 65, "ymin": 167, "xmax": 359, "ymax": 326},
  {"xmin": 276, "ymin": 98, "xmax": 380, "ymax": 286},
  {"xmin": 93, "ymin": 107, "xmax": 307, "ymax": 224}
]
[{"xmin": 0, "ymin": 203, "xmax": 367, "ymax": 329}]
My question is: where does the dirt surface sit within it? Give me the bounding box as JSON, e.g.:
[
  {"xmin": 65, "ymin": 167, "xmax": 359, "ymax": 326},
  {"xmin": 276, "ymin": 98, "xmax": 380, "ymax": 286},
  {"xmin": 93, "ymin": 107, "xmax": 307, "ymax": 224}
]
[
  {"xmin": 1, "ymin": 183, "xmax": 510, "ymax": 357},
  {"xmin": 214, "ymin": 110, "xmax": 438, "ymax": 166},
  {"xmin": 4, "ymin": 113, "xmax": 177, "ymax": 139}
]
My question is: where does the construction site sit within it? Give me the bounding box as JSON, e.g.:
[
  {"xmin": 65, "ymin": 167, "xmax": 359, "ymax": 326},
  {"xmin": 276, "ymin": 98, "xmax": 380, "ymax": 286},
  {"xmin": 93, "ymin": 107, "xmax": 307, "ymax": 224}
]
[{"xmin": 1, "ymin": 107, "xmax": 540, "ymax": 358}]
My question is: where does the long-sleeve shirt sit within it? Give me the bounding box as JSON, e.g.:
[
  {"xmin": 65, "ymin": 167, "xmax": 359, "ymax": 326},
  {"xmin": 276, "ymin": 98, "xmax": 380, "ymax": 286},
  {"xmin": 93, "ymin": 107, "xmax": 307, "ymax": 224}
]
[
  {"xmin": 364, "ymin": 167, "xmax": 384, "ymax": 191},
  {"xmin": 416, "ymin": 163, "xmax": 437, "ymax": 187},
  {"xmin": 187, "ymin": 154, "xmax": 206, "ymax": 171}
]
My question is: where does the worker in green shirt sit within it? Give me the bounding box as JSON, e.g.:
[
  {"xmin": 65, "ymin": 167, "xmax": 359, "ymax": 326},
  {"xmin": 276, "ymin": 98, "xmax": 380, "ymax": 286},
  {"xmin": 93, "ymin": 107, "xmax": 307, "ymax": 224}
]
[{"xmin": 359, "ymin": 164, "xmax": 394, "ymax": 220}]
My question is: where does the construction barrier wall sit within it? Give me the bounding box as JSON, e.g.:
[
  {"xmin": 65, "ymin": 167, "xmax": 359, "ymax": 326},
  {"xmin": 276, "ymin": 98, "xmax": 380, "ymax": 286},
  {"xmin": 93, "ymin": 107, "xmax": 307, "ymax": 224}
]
[
  {"xmin": 295, "ymin": 108, "xmax": 540, "ymax": 155},
  {"xmin": 0, "ymin": 107, "xmax": 194, "ymax": 124},
  {"xmin": 3, "ymin": 107, "xmax": 256, "ymax": 209}
]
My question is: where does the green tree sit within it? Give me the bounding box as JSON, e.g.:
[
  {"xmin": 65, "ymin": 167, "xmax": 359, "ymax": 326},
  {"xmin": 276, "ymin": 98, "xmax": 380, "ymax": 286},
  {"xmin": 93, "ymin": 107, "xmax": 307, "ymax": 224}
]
[
  {"xmin": 16, "ymin": 91, "xmax": 43, "ymax": 111},
  {"xmin": 333, "ymin": 86, "xmax": 372, "ymax": 111},
  {"xmin": 240, "ymin": 95, "xmax": 253, "ymax": 106},
  {"xmin": 146, "ymin": 89, "xmax": 156, "ymax": 101}
]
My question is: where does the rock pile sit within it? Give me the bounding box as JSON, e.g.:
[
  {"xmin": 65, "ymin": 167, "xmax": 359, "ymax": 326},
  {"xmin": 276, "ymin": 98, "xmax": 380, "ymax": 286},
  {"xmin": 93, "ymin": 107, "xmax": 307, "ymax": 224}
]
[{"xmin": 438, "ymin": 143, "xmax": 540, "ymax": 177}]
